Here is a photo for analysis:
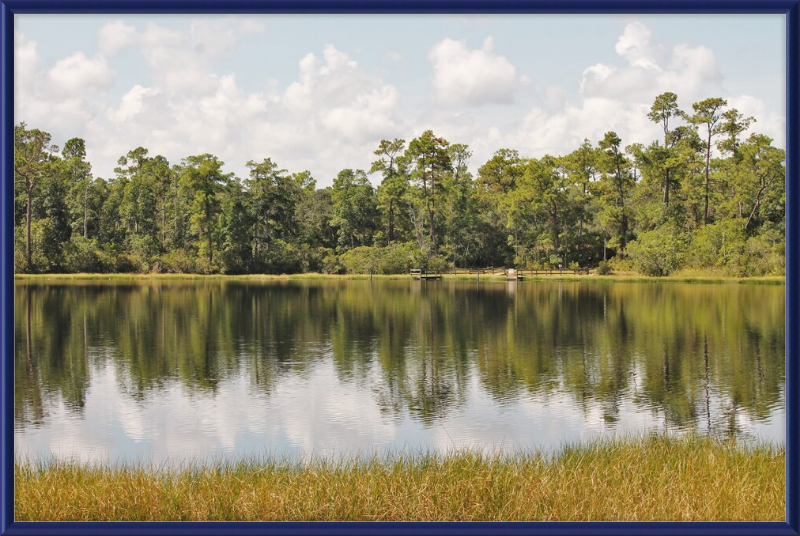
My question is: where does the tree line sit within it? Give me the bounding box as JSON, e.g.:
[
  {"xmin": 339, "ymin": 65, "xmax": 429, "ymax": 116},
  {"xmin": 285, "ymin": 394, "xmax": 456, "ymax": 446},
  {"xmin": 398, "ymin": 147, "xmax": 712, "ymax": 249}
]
[{"xmin": 14, "ymin": 92, "xmax": 785, "ymax": 276}]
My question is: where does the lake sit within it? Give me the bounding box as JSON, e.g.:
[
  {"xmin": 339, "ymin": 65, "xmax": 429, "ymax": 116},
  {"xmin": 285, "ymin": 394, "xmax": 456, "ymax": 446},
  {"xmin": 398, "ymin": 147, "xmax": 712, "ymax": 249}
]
[{"xmin": 14, "ymin": 279, "xmax": 785, "ymax": 465}]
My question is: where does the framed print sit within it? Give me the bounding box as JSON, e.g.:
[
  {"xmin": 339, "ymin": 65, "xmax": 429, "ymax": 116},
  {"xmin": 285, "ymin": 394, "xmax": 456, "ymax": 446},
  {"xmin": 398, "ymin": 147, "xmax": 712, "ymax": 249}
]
[{"xmin": 1, "ymin": 1, "xmax": 798, "ymax": 535}]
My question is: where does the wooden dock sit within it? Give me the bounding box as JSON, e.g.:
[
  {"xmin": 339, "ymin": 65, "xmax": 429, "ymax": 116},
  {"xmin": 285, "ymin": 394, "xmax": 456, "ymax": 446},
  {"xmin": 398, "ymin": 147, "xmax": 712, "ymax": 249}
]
[
  {"xmin": 410, "ymin": 269, "xmax": 442, "ymax": 280},
  {"xmin": 505, "ymin": 269, "xmax": 524, "ymax": 281}
]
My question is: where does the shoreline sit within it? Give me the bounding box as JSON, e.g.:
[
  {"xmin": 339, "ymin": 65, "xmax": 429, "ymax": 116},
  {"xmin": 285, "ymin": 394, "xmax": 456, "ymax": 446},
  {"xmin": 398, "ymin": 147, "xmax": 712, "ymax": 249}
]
[
  {"xmin": 16, "ymin": 436, "xmax": 785, "ymax": 521},
  {"xmin": 13, "ymin": 272, "xmax": 787, "ymax": 285}
]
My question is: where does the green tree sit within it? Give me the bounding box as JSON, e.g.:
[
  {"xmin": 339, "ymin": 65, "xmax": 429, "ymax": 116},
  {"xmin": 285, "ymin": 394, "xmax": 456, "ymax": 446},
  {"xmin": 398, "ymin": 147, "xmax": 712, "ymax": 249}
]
[
  {"xmin": 330, "ymin": 169, "xmax": 379, "ymax": 250},
  {"xmin": 734, "ymin": 134, "xmax": 785, "ymax": 232},
  {"xmin": 647, "ymin": 92, "xmax": 684, "ymax": 206},
  {"xmin": 562, "ymin": 139, "xmax": 599, "ymax": 240},
  {"xmin": 440, "ymin": 143, "xmax": 479, "ymax": 268},
  {"xmin": 597, "ymin": 132, "xmax": 633, "ymax": 257},
  {"xmin": 475, "ymin": 149, "xmax": 525, "ymax": 265},
  {"xmin": 370, "ymin": 139, "xmax": 408, "ymax": 243},
  {"xmin": 218, "ymin": 180, "xmax": 253, "ymax": 273},
  {"xmin": 245, "ymin": 158, "xmax": 290, "ymax": 261},
  {"xmin": 403, "ymin": 131, "xmax": 452, "ymax": 257},
  {"xmin": 687, "ymin": 97, "xmax": 727, "ymax": 223},
  {"xmin": 717, "ymin": 109, "xmax": 756, "ymax": 158},
  {"xmin": 62, "ymin": 138, "xmax": 93, "ymax": 239},
  {"xmin": 14, "ymin": 123, "xmax": 59, "ymax": 270},
  {"xmin": 179, "ymin": 154, "xmax": 229, "ymax": 268}
]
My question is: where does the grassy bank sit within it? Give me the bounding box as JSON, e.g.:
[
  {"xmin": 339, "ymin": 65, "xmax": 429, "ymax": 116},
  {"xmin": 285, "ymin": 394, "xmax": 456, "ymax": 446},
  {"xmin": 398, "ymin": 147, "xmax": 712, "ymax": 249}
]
[
  {"xmin": 16, "ymin": 436, "xmax": 784, "ymax": 521},
  {"xmin": 14, "ymin": 272, "xmax": 786, "ymax": 284}
]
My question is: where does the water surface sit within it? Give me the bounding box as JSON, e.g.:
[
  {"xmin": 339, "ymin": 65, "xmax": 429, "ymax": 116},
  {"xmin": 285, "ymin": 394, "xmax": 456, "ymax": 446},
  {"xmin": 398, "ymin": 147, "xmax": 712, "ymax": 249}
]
[{"xmin": 14, "ymin": 279, "xmax": 785, "ymax": 465}]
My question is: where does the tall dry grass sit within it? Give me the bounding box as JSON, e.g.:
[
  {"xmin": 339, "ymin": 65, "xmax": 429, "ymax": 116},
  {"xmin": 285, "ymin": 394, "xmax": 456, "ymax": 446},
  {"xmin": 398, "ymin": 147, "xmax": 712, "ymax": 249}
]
[{"xmin": 15, "ymin": 436, "xmax": 784, "ymax": 521}]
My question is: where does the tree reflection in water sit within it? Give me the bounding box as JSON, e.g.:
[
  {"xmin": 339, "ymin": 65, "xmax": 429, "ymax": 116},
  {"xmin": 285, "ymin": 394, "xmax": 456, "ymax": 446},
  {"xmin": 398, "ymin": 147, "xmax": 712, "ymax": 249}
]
[{"xmin": 14, "ymin": 280, "xmax": 785, "ymax": 443}]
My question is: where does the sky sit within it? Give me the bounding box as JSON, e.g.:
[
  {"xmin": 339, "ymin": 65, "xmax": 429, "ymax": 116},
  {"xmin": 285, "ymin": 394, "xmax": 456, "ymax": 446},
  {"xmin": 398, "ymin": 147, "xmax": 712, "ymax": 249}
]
[{"xmin": 14, "ymin": 14, "xmax": 786, "ymax": 187}]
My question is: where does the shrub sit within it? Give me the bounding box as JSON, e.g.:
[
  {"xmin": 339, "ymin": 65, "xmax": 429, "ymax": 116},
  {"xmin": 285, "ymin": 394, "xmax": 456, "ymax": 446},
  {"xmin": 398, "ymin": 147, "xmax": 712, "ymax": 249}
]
[
  {"xmin": 339, "ymin": 243, "xmax": 421, "ymax": 274},
  {"xmin": 687, "ymin": 220, "xmax": 746, "ymax": 270},
  {"xmin": 340, "ymin": 246, "xmax": 380, "ymax": 274},
  {"xmin": 377, "ymin": 242, "xmax": 418, "ymax": 274},
  {"xmin": 159, "ymin": 250, "xmax": 198, "ymax": 274},
  {"xmin": 425, "ymin": 254, "xmax": 449, "ymax": 273},
  {"xmin": 63, "ymin": 237, "xmax": 104, "ymax": 273},
  {"xmin": 596, "ymin": 261, "xmax": 613, "ymax": 275},
  {"xmin": 626, "ymin": 227, "xmax": 687, "ymax": 276},
  {"xmin": 607, "ymin": 256, "xmax": 632, "ymax": 273},
  {"xmin": 263, "ymin": 240, "xmax": 303, "ymax": 274},
  {"xmin": 321, "ymin": 251, "xmax": 344, "ymax": 274}
]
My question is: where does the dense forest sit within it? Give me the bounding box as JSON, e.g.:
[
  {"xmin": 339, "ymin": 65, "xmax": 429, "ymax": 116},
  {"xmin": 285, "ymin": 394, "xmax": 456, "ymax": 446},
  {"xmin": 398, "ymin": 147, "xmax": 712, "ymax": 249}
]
[{"xmin": 14, "ymin": 92, "xmax": 785, "ymax": 276}]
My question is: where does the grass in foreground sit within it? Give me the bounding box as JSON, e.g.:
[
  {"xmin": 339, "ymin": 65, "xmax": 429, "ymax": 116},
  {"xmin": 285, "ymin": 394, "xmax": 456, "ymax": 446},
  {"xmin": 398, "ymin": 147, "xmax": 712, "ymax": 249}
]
[{"xmin": 16, "ymin": 436, "xmax": 784, "ymax": 521}]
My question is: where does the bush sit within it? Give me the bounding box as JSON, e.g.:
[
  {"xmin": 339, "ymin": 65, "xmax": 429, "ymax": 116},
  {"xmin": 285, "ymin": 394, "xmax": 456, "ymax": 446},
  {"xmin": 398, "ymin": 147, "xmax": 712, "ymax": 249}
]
[
  {"xmin": 63, "ymin": 237, "xmax": 105, "ymax": 273},
  {"xmin": 114, "ymin": 253, "xmax": 145, "ymax": 273},
  {"xmin": 607, "ymin": 256, "xmax": 632, "ymax": 273},
  {"xmin": 687, "ymin": 220, "xmax": 746, "ymax": 270},
  {"xmin": 263, "ymin": 240, "xmax": 303, "ymax": 274},
  {"xmin": 159, "ymin": 250, "xmax": 199, "ymax": 273},
  {"xmin": 626, "ymin": 227, "xmax": 687, "ymax": 276},
  {"xmin": 596, "ymin": 261, "xmax": 613, "ymax": 275},
  {"xmin": 378, "ymin": 242, "xmax": 418, "ymax": 274},
  {"xmin": 425, "ymin": 254, "xmax": 449, "ymax": 273},
  {"xmin": 339, "ymin": 243, "xmax": 420, "ymax": 274},
  {"xmin": 340, "ymin": 246, "xmax": 380, "ymax": 274},
  {"xmin": 321, "ymin": 250, "xmax": 344, "ymax": 274}
]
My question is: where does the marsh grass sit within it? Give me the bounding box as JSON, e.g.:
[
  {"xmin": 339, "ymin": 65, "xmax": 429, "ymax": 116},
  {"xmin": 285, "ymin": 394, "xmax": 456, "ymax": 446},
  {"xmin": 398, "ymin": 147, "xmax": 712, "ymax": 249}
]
[{"xmin": 16, "ymin": 436, "xmax": 784, "ymax": 521}]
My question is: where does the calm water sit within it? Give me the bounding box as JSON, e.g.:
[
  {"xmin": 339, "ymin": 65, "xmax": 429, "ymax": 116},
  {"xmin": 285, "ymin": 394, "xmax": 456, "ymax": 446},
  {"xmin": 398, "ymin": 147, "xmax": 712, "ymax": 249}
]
[{"xmin": 14, "ymin": 279, "xmax": 785, "ymax": 465}]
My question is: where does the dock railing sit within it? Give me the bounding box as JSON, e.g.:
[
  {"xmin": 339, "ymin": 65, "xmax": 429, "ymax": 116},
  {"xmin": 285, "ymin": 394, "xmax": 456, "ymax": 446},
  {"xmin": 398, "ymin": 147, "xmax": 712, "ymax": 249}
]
[{"xmin": 409, "ymin": 268, "xmax": 443, "ymax": 279}]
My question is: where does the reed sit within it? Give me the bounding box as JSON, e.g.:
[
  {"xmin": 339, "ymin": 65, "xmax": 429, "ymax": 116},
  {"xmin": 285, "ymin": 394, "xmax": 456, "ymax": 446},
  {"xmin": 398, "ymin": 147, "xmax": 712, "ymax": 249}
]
[{"xmin": 15, "ymin": 435, "xmax": 785, "ymax": 521}]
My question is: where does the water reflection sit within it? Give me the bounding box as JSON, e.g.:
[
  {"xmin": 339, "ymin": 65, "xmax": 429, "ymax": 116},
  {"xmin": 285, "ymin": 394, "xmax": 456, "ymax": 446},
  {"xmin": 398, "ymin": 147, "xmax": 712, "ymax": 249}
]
[{"xmin": 14, "ymin": 280, "xmax": 785, "ymax": 464}]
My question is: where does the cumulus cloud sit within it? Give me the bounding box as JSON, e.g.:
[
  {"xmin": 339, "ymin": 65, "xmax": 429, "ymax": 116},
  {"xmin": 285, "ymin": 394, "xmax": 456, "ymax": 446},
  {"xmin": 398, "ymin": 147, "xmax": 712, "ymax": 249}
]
[
  {"xmin": 581, "ymin": 22, "xmax": 723, "ymax": 105},
  {"xmin": 47, "ymin": 52, "xmax": 114, "ymax": 95},
  {"xmin": 428, "ymin": 36, "xmax": 520, "ymax": 106},
  {"xmin": 15, "ymin": 31, "xmax": 113, "ymax": 139},
  {"xmin": 97, "ymin": 20, "xmax": 138, "ymax": 56},
  {"xmin": 14, "ymin": 18, "xmax": 784, "ymax": 187},
  {"xmin": 14, "ymin": 30, "xmax": 39, "ymax": 93},
  {"xmin": 474, "ymin": 21, "xmax": 775, "ymax": 167},
  {"xmin": 727, "ymin": 94, "xmax": 785, "ymax": 148},
  {"xmin": 190, "ymin": 19, "xmax": 236, "ymax": 58},
  {"xmin": 88, "ymin": 31, "xmax": 405, "ymax": 182}
]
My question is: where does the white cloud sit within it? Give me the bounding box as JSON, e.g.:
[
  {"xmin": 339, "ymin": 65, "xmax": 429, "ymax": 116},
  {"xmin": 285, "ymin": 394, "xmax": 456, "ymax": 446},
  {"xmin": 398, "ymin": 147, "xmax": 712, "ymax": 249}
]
[
  {"xmin": 727, "ymin": 94, "xmax": 785, "ymax": 148},
  {"xmin": 47, "ymin": 52, "xmax": 114, "ymax": 95},
  {"xmin": 13, "ymin": 18, "xmax": 783, "ymax": 187},
  {"xmin": 476, "ymin": 21, "xmax": 770, "ymax": 167},
  {"xmin": 614, "ymin": 21, "xmax": 663, "ymax": 69},
  {"xmin": 190, "ymin": 18, "xmax": 236, "ymax": 58},
  {"xmin": 428, "ymin": 36, "xmax": 520, "ymax": 106},
  {"xmin": 580, "ymin": 22, "xmax": 723, "ymax": 105},
  {"xmin": 90, "ymin": 35, "xmax": 405, "ymax": 182},
  {"xmin": 14, "ymin": 30, "xmax": 39, "ymax": 96},
  {"xmin": 97, "ymin": 20, "xmax": 138, "ymax": 56},
  {"xmin": 109, "ymin": 85, "xmax": 162, "ymax": 123}
]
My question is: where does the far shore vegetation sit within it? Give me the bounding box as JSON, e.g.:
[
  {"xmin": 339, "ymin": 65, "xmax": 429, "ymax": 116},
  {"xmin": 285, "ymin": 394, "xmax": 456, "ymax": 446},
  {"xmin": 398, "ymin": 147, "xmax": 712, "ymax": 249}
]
[
  {"xmin": 16, "ymin": 435, "xmax": 784, "ymax": 521},
  {"xmin": 13, "ymin": 271, "xmax": 786, "ymax": 284},
  {"xmin": 15, "ymin": 93, "xmax": 784, "ymax": 279}
]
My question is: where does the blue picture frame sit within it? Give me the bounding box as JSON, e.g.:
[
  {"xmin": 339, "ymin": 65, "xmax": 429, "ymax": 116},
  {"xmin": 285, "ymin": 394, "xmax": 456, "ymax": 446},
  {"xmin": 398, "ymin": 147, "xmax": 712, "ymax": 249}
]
[{"xmin": 1, "ymin": 1, "xmax": 797, "ymax": 534}]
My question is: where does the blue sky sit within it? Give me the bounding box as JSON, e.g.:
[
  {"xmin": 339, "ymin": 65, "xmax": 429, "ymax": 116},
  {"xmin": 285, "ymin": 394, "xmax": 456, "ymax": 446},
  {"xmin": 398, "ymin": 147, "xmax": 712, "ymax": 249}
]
[{"xmin": 14, "ymin": 15, "xmax": 786, "ymax": 186}]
